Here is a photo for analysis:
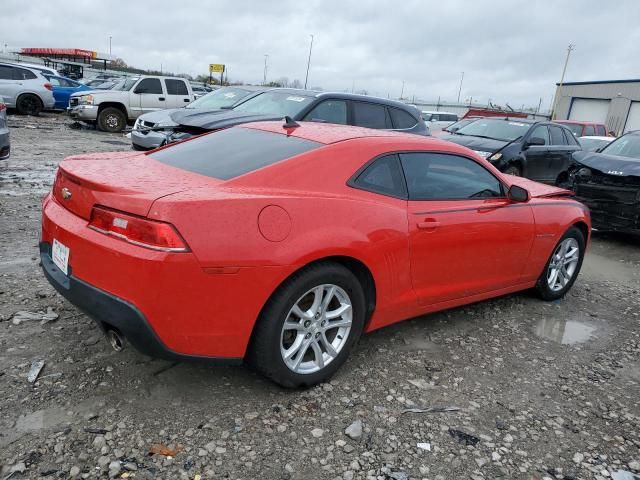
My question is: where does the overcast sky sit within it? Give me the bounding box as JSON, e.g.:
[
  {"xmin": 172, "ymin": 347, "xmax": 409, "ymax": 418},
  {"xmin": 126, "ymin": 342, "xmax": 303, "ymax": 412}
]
[{"xmin": 3, "ymin": 0, "xmax": 640, "ymax": 110}]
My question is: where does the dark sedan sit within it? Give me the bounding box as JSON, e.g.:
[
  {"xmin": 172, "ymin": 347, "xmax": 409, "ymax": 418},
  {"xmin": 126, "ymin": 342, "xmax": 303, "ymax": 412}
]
[
  {"xmin": 569, "ymin": 131, "xmax": 640, "ymax": 234},
  {"xmin": 136, "ymin": 89, "xmax": 429, "ymax": 149},
  {"xmin": 442, "ymin": 118, "xmax": 581, "ymax": 185}
]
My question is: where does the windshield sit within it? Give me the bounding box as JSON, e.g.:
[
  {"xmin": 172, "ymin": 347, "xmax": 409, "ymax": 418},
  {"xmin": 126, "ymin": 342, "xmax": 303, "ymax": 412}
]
[
  {"xmin": 561, "ymin": 123, "xmax": 583, "ymax": 136},
  {"xmin": 455, "ymin": 118, "xmax": 530, "ymax": 141},
  {"xmin": 186, "ymin": 87, "xmax": 255, "ymax": 110},
  {"xmin": 578, "ymin": 137, "xmax": 610, "ymax": 151},
  {"xmin": 112, "ymin": 78, "xmax": 139, "ymax": 91},
  {"xmin": 233, "ymin": 91, "xmax": 314, "ymax": 116},
  {"xmin": 445, "ymin": 118, "xmax": 475, "ymax": 131},
  {"xmin": 600, "ymin": 134, "xmax": 640, "ymax": 159}
]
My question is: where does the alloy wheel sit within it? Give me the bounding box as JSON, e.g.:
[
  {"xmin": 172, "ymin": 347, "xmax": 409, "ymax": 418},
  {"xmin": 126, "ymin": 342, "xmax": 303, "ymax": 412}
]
[
  {"xmin": 280, "ymin": 284, "xmax": 352, "ymax": 374},
  {"xmin": 547, "ymin": 238, "xmax": 580, "ymax": 292}
]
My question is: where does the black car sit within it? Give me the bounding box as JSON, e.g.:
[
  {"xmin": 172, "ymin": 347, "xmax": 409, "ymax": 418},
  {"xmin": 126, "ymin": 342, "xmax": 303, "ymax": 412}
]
[
  {"xmin": 158, "ymin": 89, "xmax": 429, "ymax": 146},
  {"xmin": 569, "ymin": 131, "xmax": 640, "ymax": 234},
  {"xmin": 443, "ymin": 117, "xmax": 581, "ymax": 185}
]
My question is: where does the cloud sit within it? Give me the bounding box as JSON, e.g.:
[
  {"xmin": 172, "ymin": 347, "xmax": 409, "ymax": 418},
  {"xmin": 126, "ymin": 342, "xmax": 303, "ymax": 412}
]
[{"xmin": 3, "ymin": 0, "xmax": 639, "ymax": 109}]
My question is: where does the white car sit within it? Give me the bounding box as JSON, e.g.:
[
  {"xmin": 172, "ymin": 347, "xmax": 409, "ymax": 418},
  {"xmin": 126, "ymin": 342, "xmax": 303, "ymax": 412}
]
[
  {"xmin": 0, "ymin": 63, "xmax": 56, "ymax": 115},
  {"xmin": 578, "ymin": 135, "xmax": 614, "ymax": 152},
  {"xmin": 421, "ymin": 110, "xmax": 459, "ymax": 131}
]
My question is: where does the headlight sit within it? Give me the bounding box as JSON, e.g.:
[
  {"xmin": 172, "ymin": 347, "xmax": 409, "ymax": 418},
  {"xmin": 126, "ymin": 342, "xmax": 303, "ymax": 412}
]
[
  {"xmin": 473, "ymin": 150, "xmax": 492, "ymax": 159},
  {"xmin": 488, "ymin": 152, "xmax": 502, "ymax": 162},
  {"xmin": 576, "ymin": 167, "xmax": 592, "ymax": 177},
  {"xmin": 78, "ymin": 95, "xmax": 94, "ymax": 105}
]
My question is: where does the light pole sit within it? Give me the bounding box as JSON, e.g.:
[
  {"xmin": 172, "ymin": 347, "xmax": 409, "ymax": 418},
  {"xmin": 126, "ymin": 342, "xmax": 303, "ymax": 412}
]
[
  {"xmin": 551, "ymin": 44, "xmax": 575, "ymax": 120},
  {"xmin": 263, "ymin": 54, "xmax": 268, "ymax": 85},
  {"xmin": 304, "ymin": 34, "xmax": 314, "ymax": 89},
  {"xmin": 109, "ymin": 36, "xmax": 112, "ymax": 58},
  {"xmin": 457, "ymin": 71, "xmax": 464, "ymax": 103}
]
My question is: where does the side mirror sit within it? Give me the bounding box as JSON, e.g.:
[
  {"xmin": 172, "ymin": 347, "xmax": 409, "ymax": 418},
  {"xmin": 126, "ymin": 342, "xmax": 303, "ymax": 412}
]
[
  {"xmin": 508, "ymin": 185, "xmax": 530, "ymax": 203},
  {"xmin": 525, "ymin": 137, "xmax": 546, "ymax": 148},
  {"xmin": 134, "ymin": 87, "xmax": 148, "ymax": 94}
]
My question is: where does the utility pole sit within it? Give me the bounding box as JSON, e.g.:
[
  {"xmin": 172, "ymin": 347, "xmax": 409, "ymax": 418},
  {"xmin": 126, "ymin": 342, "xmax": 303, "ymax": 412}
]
[
  {"xmin": 551, "ymin": 44, "xmax": 575, "ymax": 120},
  {"xmin": 109, "ymin": 36, "xmax": 112, "ymax": 58},
  {"xmin": 457, "ymin": 71, "xmax": 464, "ymax": 103},
  {"xmin": 400, "ymin": 81, "xmax": 405, "ymax": 99},
  {"xmin": 263, "ymin": 54, "xmax": 268, "ymax": 85},
  {"xmin": 536, "ymin": 97, "xmax": 542, "ymax": 115},
  {"xmin": 304, "ymin": 34, "xmax": 314, "ymax": 89}
]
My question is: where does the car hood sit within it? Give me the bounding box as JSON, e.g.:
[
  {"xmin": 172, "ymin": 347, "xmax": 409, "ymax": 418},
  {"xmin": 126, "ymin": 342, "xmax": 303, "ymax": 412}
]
[
  {"xmin": 441, "ymin": 134, "xmax": 508, "ymax": 153},
  {"xmin": 507, "ymin": 176, "xmax": 573, "ymax": 199},
  {"xmin": 169, "ymin": 109, "xmax": 280, "ymax": 130},
  {"xmin": 138, "ymin": 108, "xmax": 182, "ymax": 125},
  {"xmin": 70, "ymin": 89, "xmax": 123, "ymax": 97},
  {"xmin": 572, "ymin": 151, "xmax": 640, "ymax": 177}
]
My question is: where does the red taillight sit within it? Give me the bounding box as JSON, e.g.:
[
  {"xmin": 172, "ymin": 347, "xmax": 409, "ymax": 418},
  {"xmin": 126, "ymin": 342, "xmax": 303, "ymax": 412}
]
[
  {"xmin": 88, "ymin": 206, "xmax": 189, "ymax": 252},
  {"xmin": 0, "ymin": 103, "xmax": 6, "ymax": 111},
  {"xmin": 44, "ymin": 83, "xmax": 53, "ymax": 91}
]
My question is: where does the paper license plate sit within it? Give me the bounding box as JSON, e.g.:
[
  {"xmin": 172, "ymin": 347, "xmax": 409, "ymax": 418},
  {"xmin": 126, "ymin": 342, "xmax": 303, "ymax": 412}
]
[{"xmin": 52, "ymin": 239, "xmax": 70, "ymax": 276}]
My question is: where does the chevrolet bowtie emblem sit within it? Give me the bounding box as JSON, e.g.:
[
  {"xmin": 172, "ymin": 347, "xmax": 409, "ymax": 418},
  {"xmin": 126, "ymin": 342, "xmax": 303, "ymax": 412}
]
[{"xmin": 61, "ymin": 187, "xmax": 72, "ymax": 200}]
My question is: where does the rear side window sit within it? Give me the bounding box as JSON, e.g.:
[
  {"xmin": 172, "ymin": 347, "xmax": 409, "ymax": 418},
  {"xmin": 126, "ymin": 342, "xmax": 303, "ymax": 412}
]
[
  {"xmin": 583, "ymin": 125, "xmax": 595, "ymax": 136},
  {"xmin": 13, "ymin": 67, "xmax": 37, "ymax": 80},
  {"xmin": 351, "ymin": 154, "xmax": 407, "ymax": 199},
  {"xmin": 389, "ymin": 108, "xmax": 417, "ymax": 129},
  {"xmin": 135, "ymin": 78, "xmax": 163, "ymax": 94},
  {"xmin": 353, "ymin": 102, "xmax": 392, "ymax": 129},
  {"xmin": 149, "ymin": 128, "xmax": 321, "ymax": 180},
  {"xmin": 549, "ymin": 126, "xmax": 567, "ymax": 145},
  {"xmin": 562, "ymin": 128, "xmax": 579, "ymax": 145},
  {"xmin": 166, "ymin": 79, "xmax": 189, "ymax": 95},
  {"xmin": 595, "ymin": 125, "xmax": 606, "ymax": 136},
  {"xmin": 0, "ymin": 66, "xmax": 13, "ymax": 80}
]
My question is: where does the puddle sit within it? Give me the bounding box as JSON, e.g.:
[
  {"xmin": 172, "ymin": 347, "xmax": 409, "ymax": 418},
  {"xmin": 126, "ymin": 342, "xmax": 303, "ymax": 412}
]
[{"xmin": 534, "ymin": 316, "xmax": 598, "ymax": 345}]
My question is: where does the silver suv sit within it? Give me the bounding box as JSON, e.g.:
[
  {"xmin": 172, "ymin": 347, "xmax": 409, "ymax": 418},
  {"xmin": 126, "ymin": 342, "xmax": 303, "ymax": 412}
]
[{"xmin": 0, "ymin": 63, "xmax": 55, "ymax": 115}]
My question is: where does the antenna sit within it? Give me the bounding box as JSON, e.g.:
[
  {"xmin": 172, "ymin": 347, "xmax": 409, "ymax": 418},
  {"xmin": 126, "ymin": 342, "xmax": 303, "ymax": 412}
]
[{"xmin": 283, "ymin": 116, "xmax": 300, "ymax": 129}]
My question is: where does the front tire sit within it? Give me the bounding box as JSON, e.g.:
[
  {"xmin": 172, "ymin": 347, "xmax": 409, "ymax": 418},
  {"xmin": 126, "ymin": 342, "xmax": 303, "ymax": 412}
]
[
  {"xmin": 16, "ymin": 94, "xmax": 43, "ymax": 115},
  {"xmin": 247, "ymin": 262, "xmax": 366, "ymax": 388},
  {"xmin": 535, "ymin": 226, "xmax": 585, "ymax": 300},
  {"xmin": 98, "ymin": 107, "xmax": 126, "ymax": 133}
]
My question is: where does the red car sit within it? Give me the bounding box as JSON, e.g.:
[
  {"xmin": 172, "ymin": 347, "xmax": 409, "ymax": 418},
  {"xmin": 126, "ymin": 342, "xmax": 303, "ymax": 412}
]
[
  {"xmin": 41, "ymin": 121, "xmax": 590, "ymax": 387},
  {"xmin": 554, "ymin": 120, "xmax": 610, "ymax": 137}
]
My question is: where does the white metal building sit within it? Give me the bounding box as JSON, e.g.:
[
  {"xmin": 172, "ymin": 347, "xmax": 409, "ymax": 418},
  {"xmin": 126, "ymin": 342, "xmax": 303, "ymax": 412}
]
[{"xmin": 554, "ymin": 79, "xmax": 640, "ymax": 135}]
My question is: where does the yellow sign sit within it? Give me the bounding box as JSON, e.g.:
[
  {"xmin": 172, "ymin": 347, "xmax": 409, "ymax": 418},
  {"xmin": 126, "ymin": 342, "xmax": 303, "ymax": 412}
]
[{"xmin": 209, "ymin": 64, "xmax": 225, "ymax": 73}]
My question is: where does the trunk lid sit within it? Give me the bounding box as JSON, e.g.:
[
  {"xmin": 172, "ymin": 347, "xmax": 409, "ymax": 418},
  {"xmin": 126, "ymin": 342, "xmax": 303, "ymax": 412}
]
[{"xmin": 53, "ymin": 151, "xmax": 220, "ymax": 219}]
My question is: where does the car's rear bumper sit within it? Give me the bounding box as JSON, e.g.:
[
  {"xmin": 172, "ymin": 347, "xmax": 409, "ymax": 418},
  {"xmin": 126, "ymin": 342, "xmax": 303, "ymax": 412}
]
[
  {"xmin": 40, "ymin": 194, "xmax": 294, "ymax": 360},
  {"xmin": 0, "ymin": 130, "xmax": 9, "ymax": 159}
]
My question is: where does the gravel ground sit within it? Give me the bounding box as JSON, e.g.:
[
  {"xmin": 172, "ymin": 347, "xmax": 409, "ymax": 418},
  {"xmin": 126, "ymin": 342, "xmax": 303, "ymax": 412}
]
[{"xmin": 1, "ymin": 114, "xmax": 639, "ymax": 480}]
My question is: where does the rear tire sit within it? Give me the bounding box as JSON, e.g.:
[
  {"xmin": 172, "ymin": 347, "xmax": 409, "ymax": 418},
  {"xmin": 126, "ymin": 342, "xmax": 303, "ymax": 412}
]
[
  {"xmin": 98, "ymin": 107, "xmax": 126, "ymax": 133},
  {"xmin": 16, "ymin": 94, "xmax": 43, "ymax": 115},
  {"xmin": 247, "ymin": 262, "xmax": 366, "ymax": 388},
  {"xmin": 503, "ymin": 164, "xmax": 521, "ymax": 176},
  {"xmin": 535, "ymin": 226, "xmax": 585, "ymax": 301}
]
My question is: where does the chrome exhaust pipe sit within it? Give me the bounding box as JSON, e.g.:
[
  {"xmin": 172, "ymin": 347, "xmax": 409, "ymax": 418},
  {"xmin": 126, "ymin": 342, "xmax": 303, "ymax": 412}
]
[{"xmin": 106, "ymin": 329, "xmax": 124, "ymax": 352}]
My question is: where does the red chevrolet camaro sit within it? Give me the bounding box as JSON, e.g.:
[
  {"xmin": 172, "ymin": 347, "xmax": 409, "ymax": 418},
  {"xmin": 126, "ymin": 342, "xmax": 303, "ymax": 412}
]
[{"xmin": 41, "ymin": 121, "xmax": 590, "ymax": 387}]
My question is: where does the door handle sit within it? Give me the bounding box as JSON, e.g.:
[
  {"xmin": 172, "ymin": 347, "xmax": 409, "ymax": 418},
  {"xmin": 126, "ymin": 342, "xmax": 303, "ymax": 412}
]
[
  {"xmin": 417, "ymin": 219, "xmax": 441, "ymax": 230},
  {"xmin": 183, "ymin": 98, "xmax": 190, "ymax": 102},
  {"xmin": 158, "ymin": 97, "xmax": 165, "ymax": 101}
]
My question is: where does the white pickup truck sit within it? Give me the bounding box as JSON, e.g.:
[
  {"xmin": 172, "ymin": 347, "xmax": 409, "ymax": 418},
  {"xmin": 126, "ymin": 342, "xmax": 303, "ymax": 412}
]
[{"xmin": 69, "ymin": 75, "xmax": 196, "ymax": 132}]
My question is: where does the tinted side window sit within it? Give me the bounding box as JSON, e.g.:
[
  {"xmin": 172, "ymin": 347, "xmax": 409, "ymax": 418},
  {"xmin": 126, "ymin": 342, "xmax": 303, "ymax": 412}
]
[
  {"xmin": 595, "ymin": 125, "xmax": 606, "ymax": 136},
  {"xmin": 353, "ymin": 102, "xmax": 391, "ymax": 129},
  {"xmin": 549, "ymin": 126, "xmax": 567, "ymax": 145},
  {"xmin": 583, "ymin": 125, "xmax": 596, "ymax": 136},
  {"xmin": 303, "ymin": 100, "xmax": 347, "ymax": 125},
  {"xmin": 47, "ymin": 76, "xmax": 61, "ymax": 86},
  {"xmin": 529, "ymin": 125, "xmax": 550, "ymax": 145},
  {"xmin": 150, "ymin": 128, "xmax": 321, "ymax": 180},
  {"xmin": 166, "ymin": 79, "xmax": 189, "ymax": 95},
  {"xmin": 389, "ymin": 108, "xmax": 417, "ymax": 129},
  {"xmin": 352, "ymin": 154, "xmax": 407, "ymax": 199},
  {"xmin": 13, "ymin": 67, "xmax": 37, "ymax": 80},
  {"xmin": 135, "ymin": 78, "xmax": 163, "ymax": 94},
  {"xmin": 0, "ymin": 66, "xmax": 13, "ymax": 80},
  {"xmin": 400, "ymin": 152, "xmax": 503, "ymax": 200}
]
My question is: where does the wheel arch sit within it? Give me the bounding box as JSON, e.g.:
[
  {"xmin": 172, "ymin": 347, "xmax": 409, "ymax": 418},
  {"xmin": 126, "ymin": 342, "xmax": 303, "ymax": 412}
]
[
  {"xmin": 97, "ymin": 102, "xmax": 128, "ymax": 117},
  {"xmin": 16, "ymin": 92, "xmax": 44, "ymax": 106},
  {"xmin": 571, "ymin": 220, "xmax": 590, "ymax": 242}
]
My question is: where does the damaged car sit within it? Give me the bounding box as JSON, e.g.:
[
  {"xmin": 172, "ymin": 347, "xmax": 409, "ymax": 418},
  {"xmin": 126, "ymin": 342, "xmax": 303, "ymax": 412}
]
[{"xmin": 569, "ymin": 130, "xmax": 640, "ymax": 234}]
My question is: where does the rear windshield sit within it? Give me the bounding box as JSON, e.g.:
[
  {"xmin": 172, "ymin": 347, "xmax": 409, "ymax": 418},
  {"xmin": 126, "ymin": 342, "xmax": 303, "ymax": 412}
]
[{"xmin": 149, "ymin": 127, "xmax": 322, "ymax": 180}]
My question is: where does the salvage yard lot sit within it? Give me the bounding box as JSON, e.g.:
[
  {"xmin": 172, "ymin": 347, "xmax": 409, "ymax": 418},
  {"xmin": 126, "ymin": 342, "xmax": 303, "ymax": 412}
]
[{"xmin": 1, "ymin": 114, "xmax": 640, "ymax": 479}]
